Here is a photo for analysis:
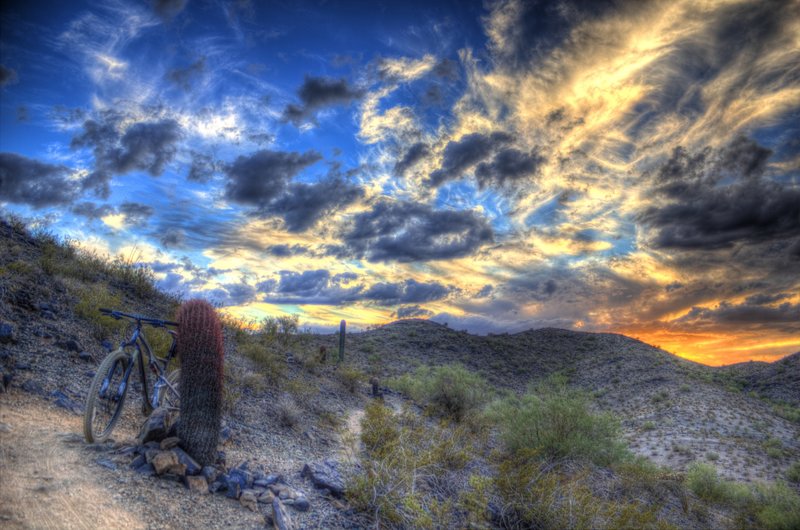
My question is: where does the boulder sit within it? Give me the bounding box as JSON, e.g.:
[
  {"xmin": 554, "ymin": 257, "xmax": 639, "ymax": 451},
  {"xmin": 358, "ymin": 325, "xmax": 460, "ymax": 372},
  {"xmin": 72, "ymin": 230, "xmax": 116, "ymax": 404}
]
[
  {"xmin": 160, "ymin": 437, "xmax": 180, "ymax": 450},
  {"xmin": 152, "ymin": 451, "xmax": 179, "ymax": 475},
  {"xmin": 172, "ymin": 447, "xmax": 201, "ymax": 476},
  {"xmin": 240, "ymin": 489, "xmax": 259, "ymax": 512},
  {"xmin": 184, "ymin": 475, "xmax": 209, "ymax": 495},
  {"xmin": 258, "ymin": 490, "xmax": 275, "ymax": 504},
  {"xmin": 254, "ymin": 473, "xmax": 284, "ymax": 488},
  {"xmin": 201, "ymin": 465, "xmax": 220, "ymax": 483},
  {"xmin": 301, "ymin": 460, "xmax": 345, "ymax": 497},
  {"xmin": 271, "ymin": 497, "xmax": 294, "ymax": 530},
  {"xmin": 137, "ymin": 407, "xmax": 175, "ymax": 445},
  {"xmin": 0, "ymin": 322, "xmax": 16, "ymax": 344}
]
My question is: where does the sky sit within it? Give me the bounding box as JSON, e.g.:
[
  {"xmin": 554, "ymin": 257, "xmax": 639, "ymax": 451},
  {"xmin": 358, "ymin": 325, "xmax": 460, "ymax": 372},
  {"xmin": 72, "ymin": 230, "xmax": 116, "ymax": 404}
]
[{"xmin": 1, "ymin": 0, "xmax": 799, "ymax": 366}]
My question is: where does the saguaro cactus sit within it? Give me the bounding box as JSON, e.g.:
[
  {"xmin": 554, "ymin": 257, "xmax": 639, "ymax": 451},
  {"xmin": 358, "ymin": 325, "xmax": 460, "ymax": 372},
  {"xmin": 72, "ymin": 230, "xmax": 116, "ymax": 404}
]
[
  {"xmin": 338, "ymin": 319, "xmax": 346, "ymax": 363},
  {"xmin": 176, "ymin": 299, "xmax": 224, "ymax": 466}
]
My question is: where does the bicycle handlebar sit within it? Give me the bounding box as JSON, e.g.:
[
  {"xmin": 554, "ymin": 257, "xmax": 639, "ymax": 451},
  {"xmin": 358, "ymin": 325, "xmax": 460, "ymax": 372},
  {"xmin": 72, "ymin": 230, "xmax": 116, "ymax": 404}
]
[{"xmin": 99, "ymin": 308, "xmax": 179, "ymax": 328}]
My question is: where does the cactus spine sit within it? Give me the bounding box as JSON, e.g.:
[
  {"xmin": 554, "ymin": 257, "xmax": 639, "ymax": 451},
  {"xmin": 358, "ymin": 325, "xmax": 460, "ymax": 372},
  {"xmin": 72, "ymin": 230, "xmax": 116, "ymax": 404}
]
[
  {"xmin": 338, "ymin": 319, "xmax": 346, "ymax": 363},
  {"xmin": 176, "ymin": 299, "xmax": 224, "ymax": 466}
]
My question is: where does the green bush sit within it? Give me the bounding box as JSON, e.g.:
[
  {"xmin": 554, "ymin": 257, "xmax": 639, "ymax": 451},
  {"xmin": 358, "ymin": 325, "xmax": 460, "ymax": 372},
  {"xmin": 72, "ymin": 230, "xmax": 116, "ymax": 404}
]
[
  {"xmin": 686, "ymin": 463, "xmax": 749, "ymax": 505},
  {"xmin": 488, "ymin": 375, "xmax": 628, "ymax": 465},
  {"xmin": 787, "ymin": 461, "xmax": 800, "ymax": 483},
  {"xmin": 74, "ymin": 283, "xmax": 126, "ymax": 340},
  {"xmin": 238, "ymin": 337, "xmax": 285, "ymax": 385},
  {"xmin": 748, "ymin": 481, "xmax": 800, "ymax": 530},
  {"xmin": 390, "ymin": 363, "xmax": 491, "ymax": 422},
  {"xmin": 336, "ymin": 365, "xmax": 365, "ymax": 393}
]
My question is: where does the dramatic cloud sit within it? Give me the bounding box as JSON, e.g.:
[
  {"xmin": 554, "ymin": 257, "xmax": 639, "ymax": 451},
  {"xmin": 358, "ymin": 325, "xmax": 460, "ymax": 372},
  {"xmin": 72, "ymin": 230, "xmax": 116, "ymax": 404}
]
[
  {"xmin": 118, "ymin": 202, "xmax": 154, "ymax": 225},
  {"xmin": 474, "ymin": 147, "xmax": 545, "ymax": 188},
  {"xmin": 71, "ymin": 202, "xmax": 115, "ymax": 219},
  {"xmin": 341, "ymin": 199, "xmax": 494, "ymax": 262},
  {"xmin": 224, "ymin": 149, "xmax": 322, "ymax": 207},
  {"xmin": 265, "ymin": 178, "xmax": 364, "ymax": 232},
  {"xmin": 187, "ymin": 152, "xmax": 217, "ymax": 182},
  {"xmin": 266, "ymin": 244, "xmax": 310, "ymax": 257},
  {"xmin": 394, "ymin": 142, "xmax": 430, "ymax": 176},
  {"xmin": 363, "ymin": 279, "xmax": 450, "ymax": 305},
  {"xmin": 283, "ymin": 76, "xmax": 364, "ymax": 125},
  {"xmin": 678, "ymin": 300, "xmax": 800, "ymax": 329},
  {"xmin": 0, "ymin": 153, "xmax": 78, "ymax": 207},
  {"xmin": 72, "ymin": 114, "xmax": 183, "ymax": 198},
  {"xmin": 0, "ymin": 65, "xmax": 18, "ymax": 86},
  {"xmin": 640, "ymin": 137, "xmax": 800, "ymax": 252},
  {"xmin": 428, "ymin": 132, "xmax": 512, "ymax": 187},
  {"xmin": 396, "ymin": 305, "xmax": 434, "ymax": 318}
]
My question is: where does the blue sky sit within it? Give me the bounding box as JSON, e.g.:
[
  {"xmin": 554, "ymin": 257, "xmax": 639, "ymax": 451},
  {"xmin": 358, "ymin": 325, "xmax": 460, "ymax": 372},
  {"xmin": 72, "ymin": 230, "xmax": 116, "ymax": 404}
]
[{"xmin": 1, "ymin": 0, "xmax": 799, "ymax": 364}]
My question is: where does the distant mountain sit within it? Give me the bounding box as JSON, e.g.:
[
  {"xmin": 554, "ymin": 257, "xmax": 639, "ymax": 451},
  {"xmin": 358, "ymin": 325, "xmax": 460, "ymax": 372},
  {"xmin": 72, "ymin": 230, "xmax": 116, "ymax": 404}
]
[{"xmin": 719, "ymin": 351, "xmax": 800, "ymax": 406}]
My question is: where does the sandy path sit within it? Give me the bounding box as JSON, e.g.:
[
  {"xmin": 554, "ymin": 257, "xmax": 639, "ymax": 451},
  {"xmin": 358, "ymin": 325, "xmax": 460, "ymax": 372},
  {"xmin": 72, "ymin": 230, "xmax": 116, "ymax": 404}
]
[{"xmin": 0, "ymin": 392, "xmax": 145, "ymax": 530}]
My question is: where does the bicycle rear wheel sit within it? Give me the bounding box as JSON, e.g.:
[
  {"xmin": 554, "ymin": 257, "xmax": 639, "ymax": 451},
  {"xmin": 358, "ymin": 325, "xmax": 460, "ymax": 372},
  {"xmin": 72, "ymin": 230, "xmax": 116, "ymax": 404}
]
[{"xmin": 83, "ymin": 347, "xmax": 132, "ymax": 443}]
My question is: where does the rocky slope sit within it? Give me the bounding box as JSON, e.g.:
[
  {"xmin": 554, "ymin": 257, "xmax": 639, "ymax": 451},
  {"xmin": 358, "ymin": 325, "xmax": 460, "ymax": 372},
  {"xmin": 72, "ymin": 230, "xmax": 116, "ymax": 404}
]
[{"xmin": 1, "ymin": 217, "xmax": 798, "ymax": 529}]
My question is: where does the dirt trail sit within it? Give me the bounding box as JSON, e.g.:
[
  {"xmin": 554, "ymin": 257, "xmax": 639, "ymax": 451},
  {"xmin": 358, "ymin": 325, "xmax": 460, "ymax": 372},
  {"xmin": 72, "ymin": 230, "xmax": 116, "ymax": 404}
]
[{"xmin": 0, "ymin": 392, "xmax": 146, "ymax": 530}]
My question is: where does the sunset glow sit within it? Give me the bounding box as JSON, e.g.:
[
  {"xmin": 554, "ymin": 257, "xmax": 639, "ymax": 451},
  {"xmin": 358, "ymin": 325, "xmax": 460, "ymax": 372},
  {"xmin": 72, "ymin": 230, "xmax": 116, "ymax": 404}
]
[{"xmin": 1, "ymin": 0, "xmax": 798, "ymax": 365}]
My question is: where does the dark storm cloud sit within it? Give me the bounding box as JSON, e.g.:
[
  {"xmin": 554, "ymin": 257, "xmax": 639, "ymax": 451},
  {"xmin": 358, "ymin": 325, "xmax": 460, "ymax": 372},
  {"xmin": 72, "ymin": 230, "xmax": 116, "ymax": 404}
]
[
  {"xmin": 487, "ymin": 0, "xmax": 621, "ymax": 68},
  {"xmin": 640, "ymin": 136, "xmax": 800, "ymax": 252},
  {"xmin": 153, "ymin": 0, "xmax": 188, "ymax": 20},
  {"xmin": 187, "ymin": 152, "xmax": 218, "ymax": 182},
  {"xmin": 394, "ymin": 142, "xmax": 430, "ymax": 176},
  {"xmin": 396, "ymin": 305, "xmax": 434, "ymax": 319},
  {"xmin": 264, "ymin": 178, "xmax": 364, "ymax": 232},
  {"xmin": 71, "ymin": 114, "xmax": 182, "ymax": 198},
  {"xmin": 0, "ymin": 65, "xmax": 18, "ymax": 86},
  {"xmin": 363, "ymin": 279, "xmax": 450, "ymax": 304},
  {"xmin": 0, "ymin": 152, "xmax": 78, "ymax": 207},
  {"xmin": 166, "ymin": 57, "xmax": 206, "ymax": 90},
  {"xmin": 283, "ymin": 76, "xmax": 364, "ymax": 125},
  {"xmin": 220, "ymin": 282, "xmax": 258, "ymax": 305},
  {"xmin": 257, "ymin": 270, "xmax": 451, "ymax": 306},
  {"xmin": 428, "ymin": 132, "xmax": 512, "ymax": 187},
  {"xmin": 340, "ymin": 199, "xmax": 494, "ymax": 262},
  {"xmin": 118, "ymin": 202, "xmax": 154, "ymax": 225},
  {"xmin": 223, "ymin": 149, "xmax": 322, "ymax": 207},
  {"xmin": 71, "ymin": 202, "xmax": 115, "ymax": 219},
  {"xmin": 266, "ymin": 244, "xmax": 310, "ymax": 257},
  {"xmin": 679, "ymin": 300, "xmax": 800, "ymax": 329},
  {"xmin": 474, "ymin": 147, "xmax": 545, "ymax": 188},
  {"xmin": 432, "ymin": 58, "xmax": 459, "ymax": 81}
]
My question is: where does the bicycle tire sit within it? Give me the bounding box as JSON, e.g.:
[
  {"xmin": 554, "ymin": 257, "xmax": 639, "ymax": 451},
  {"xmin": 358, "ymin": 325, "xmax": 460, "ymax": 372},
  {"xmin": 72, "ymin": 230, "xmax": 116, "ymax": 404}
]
[{"xmin": 83, "ymin": 347, "xmax": 132, "ymax": 443}]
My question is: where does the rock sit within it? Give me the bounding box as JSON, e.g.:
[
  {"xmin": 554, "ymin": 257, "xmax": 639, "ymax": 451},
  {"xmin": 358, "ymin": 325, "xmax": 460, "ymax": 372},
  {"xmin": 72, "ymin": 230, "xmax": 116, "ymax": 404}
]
[
  {"xmin": 220, "ymin": 426, "xmax": 232, "ymax": 444},
  {"xmin": 301, "ymin": 460, "xmax": 345, "ymax": 497},
  {"xmin": 85, "ymin": 442, "xmax": 113, "ymax": 452},
  {"xmin": 152, "ymin": 451, "xmax": 179, "ymax": 475},
  {"xmin": 41, "ymin": 310, "xmax": 56, "ymax": 320},
  {"xmin": 116, "ymin": 445, "xmax": 139, "ymax": 456},
  {"xmin": 272, "ymin": 497, "xmax": 294, "ymax": 530},
  {"xmin": 96, "ymin": 458, "xmax": 117, "ymax": 470},
  {"xmin": 172, "ymin": 447, "xmax": 201, "ymax": 476},
  {"xmin": 101, "ymin": 340, "xmax": 114, "ymax": 352},
  {"xmin": 184, "ymin": 475, "xmax": 209, "ymax": 495},
  {"xmin": 223, "ymin": 469, "xmax": 251, "ymax": 499},
  {"xmin": 209, "ymin": 480, "xmax": 227, "ymax": 494},
  {"xmin": 254, "ymin": 474, "xmax": 284, "ymax": 488},
  {"xmin": 15, "ymin": 362, "xmax": 32, "ymax": 371},
  {"xmin": 258, "ymin": 490, "xmax": 275, "ymax": 504},
  {"xmin": 84, "ymin": 371, "xmax": 95, "ymax": 379},
  {"xmin": 230, "ymin": 468, "xmax": 254, "ymax": 488},
  {"xmin": 134, "ymin": 463, "xmax": 156, "ymax": 476},
  {"xmin": 21, "ymin": 380, "xmax": 44, "ymax": 395},
  {"xmin": 2, "ymin": 371, "xmax": 12, "ymax": 391},
  {"xmin": 0, "ymin": 423, "xmax": 13, "ymax": 433},
  {"xmin": 284, "ymin": 495, "xmax": 310, "ymax": 512},
  {"xmin": 57, "ymin": 339, "xmax": 81, "ymax": 352},
  {"xmin": 160, "ymin": 437, "xmax": 180, "ymax": 450},
  {"xmin": 201, "ymin": 465, "xmax": 220, "ymax": 483},
  {"xmin": 0, "ymin": 322, "xmax": 16, "ymax": 344},
  {"xmin": 145, "ymin": 449, "xmax": 161, "ymax": 464},
  {"xmin": 129, "ymin": 455, "xmax": 146, "ymax": 469},
  {"xmin": 58, "ymin": 432, "xmax": 84, "ymax": 444},
  {"xmin": 137, "ymin": 407, "xmax": 174, "ymax": 445},
  {"xmin": 51, "ymin": 391, "xmax": 82, "ymax": 415},
  {"xmin": 78, "ymin": 351, "xmax": 93, "ymax": 362},
  {"xmin": 240, "ymin": 489, "xmax": 259, "ymax": 512}
]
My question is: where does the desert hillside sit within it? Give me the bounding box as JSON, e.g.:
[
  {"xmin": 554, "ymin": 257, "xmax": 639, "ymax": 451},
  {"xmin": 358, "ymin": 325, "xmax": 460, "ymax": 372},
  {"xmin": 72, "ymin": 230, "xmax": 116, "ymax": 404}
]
[{"xmin": 1, "ymin": 217, "xmax": 799, "ymax": 529}]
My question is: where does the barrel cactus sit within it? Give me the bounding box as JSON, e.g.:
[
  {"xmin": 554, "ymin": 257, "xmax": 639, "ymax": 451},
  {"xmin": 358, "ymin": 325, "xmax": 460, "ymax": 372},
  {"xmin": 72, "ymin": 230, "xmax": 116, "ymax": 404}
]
[{"xmin": 176, "ymin": 299, "xmax": 224, "ymax": 466}]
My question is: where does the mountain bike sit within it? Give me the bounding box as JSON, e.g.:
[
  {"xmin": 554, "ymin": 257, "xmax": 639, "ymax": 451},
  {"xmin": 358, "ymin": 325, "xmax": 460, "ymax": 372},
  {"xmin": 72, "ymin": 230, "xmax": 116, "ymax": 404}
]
[{"xmin": 83, "ymin": 308, "xmax": 180, "ymax": 443}]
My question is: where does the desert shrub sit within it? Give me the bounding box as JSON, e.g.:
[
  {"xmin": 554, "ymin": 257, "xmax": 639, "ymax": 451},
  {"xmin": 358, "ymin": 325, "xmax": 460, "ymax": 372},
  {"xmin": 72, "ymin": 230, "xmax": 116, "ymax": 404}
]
[
  {"xmin": 764, "ymin": 438, "xmax": 785, "ymax": 459},
  {"xmin": 489, "ymin": 375, "xmax": 628, "ymax": 466},
  {"xmin": 390, "ymin": 363, "xmax": 491, "ymax": 422},
  {"xmin": 336, "ymin": 365, "xmax": 365, "ymax": 393},
  {"xmin": 642, "ymin": 420, "xmax": 656, "ymax": 431},
  {"xmin": 492, "ymin": 454, "xmax": 673, "ymax": 530},
  {"xmin": 276, "ymin": 393, "xmax": 301, "ymax": 429},
  {"xmin": 238, "ymin": 337, "xmax": 285, "ymax": 384},
  {"xmin": 787, "ymin": 462, "xmax": 800, "ymax": 483},
  {"xmin": 747, "ymin": 481, "xmax": 800, "ymax": 530},
  {"xmin": 348, "ymin": 402, "xmax": 477, "ymax": 528},
  {"xmin": 74, "ymin": 283, "xmax": 126, "ymax": 340},
  {"xmin": 686, "ymin": 463, "xmax": 749, "ymax": 505}
]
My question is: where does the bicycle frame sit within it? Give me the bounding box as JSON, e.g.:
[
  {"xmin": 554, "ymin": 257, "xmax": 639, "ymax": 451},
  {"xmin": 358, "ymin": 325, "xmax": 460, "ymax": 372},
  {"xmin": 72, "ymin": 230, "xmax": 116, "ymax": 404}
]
[{"xmin": 99, "ymin": 309, "xmax": 179, "ymax": 411}]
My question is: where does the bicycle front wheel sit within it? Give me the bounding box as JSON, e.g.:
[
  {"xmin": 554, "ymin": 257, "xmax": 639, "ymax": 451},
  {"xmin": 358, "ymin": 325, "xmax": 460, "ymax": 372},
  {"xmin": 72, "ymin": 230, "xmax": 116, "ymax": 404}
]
[{"xmin": 83, "ymin": 347, "xmax": 132, "ymax": 443}]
